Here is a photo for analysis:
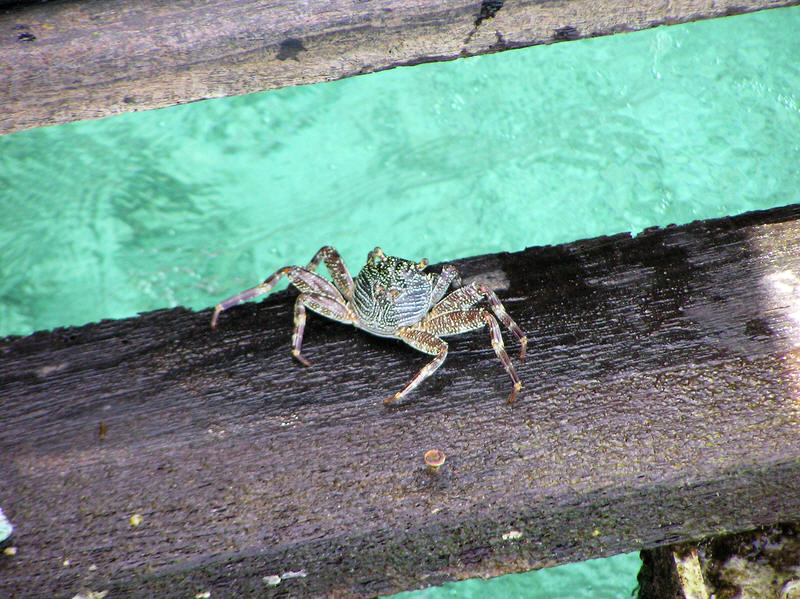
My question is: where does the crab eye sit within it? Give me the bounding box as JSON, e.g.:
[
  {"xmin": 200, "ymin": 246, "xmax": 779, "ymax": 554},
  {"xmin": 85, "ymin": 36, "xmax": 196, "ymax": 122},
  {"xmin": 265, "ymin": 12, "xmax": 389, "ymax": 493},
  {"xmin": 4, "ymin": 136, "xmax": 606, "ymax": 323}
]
[{"xmin": 367, "ymin": 247, "xmax": 387, "ymax": 264}]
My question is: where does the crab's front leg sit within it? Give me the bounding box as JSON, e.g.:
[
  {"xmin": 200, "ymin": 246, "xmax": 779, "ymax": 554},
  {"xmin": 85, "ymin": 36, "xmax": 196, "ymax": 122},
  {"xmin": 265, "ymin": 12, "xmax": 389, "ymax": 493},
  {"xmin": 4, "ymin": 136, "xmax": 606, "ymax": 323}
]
[
  {"xmin": 477, "ymin": 284, "xmax": 528, "ymax": 360},
  {"xmin": 383, "ymin": 329, "xmax": 448, "ymax": 405},
  {"xmin": 478, "ymin": 310, "xmax": 523, "ymax": 403}
]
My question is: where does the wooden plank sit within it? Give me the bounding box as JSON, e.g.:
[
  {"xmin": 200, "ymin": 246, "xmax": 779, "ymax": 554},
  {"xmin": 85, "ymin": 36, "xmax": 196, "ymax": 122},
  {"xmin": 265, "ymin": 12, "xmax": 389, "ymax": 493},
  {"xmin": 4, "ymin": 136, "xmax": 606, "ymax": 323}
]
[
  {"xmin": 2, "ymin": 204, "xmax": 800, "ymax": 597},
  {"xmin": 1, "ymin": 0, "xmax": 799, "ymax": 135}
]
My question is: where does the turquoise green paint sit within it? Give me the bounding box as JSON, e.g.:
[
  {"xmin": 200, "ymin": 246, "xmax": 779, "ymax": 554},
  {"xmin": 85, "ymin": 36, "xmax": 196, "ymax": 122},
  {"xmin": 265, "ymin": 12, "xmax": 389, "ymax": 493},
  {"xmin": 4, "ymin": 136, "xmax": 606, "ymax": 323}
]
[
  {"xmin": 1, "ymin": 8, "xmax": 798, "ymax": 340},
  {"xmin": 0, "ymin": 507, "xmax": 12, "ymax": 543},
  {"xmin": 1, "ymin": 5, "xmax": 799, "ymax": 598},
  {"xmin": 386, "ymin": 553, "xmax": 642, "ymax": 599},
  {"xmin": 1, "ymin": 7, "xmax": 798, "ymax": 339}
]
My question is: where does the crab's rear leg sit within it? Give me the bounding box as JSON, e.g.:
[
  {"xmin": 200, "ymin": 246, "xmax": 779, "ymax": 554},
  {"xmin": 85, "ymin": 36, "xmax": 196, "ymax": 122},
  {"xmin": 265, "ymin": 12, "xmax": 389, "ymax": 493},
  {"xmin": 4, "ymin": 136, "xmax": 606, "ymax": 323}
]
[
  {"xmin": 384, "ymin": 329, "xmax": 448, "ymax": 405},
  {"xmin": 211, "ymin": 266, "xmax": 294, "ymax": 329},
  {"xmin": 211, "ymin": 265, "xmax": 348, "ymax": 329}
]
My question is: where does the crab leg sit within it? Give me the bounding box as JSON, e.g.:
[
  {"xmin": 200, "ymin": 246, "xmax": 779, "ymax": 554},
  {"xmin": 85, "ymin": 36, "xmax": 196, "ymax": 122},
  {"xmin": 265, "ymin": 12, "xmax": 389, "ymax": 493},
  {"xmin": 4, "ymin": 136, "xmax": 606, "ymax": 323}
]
[
  {"xmin": 304, "ymin": 246, "xmax": 355, "ymax": 299},
  {"xmin": 428, "ymin": 264, "xmax": 462, "ymax": 308},
  {"xmin": 419, "ymin": 308, "xmax": 522, "ymax": 403},
  {"xmin": 211, "ymin": 265, "xmax": 347, "ymax": 329},
  {"xmin": 480, "ymin": 311, "xmax": 523, "ymax": 403},
  {"xmin": 384, "ymin": 329, "xmax": 448, "ymax": 405},
  {"xmin": 477, "ymin": 284, "xmax": 528, "ymax": 359},
  {"xmin": 427, "ymin": 282, "xmax": 482, "ymax": 317},
  {"xmin": 211, "ymin": 266, "xmax": 293, "ymax": 329},
  {"xmin": 428, "ymin": 283, "xmax": 527, "ymax": 360},
  {"xmin": 291, "ymin": 292, "xmax": 355, "ymax": 366}
]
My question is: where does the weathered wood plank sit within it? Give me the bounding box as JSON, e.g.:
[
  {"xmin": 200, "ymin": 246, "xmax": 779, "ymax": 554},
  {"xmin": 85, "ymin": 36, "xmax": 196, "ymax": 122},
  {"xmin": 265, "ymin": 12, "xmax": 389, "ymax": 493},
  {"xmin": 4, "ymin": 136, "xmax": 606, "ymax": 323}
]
[
  {"xmin": 2, "ymin": 204, "xmax": 800, "ymax": 597},
  {"xmin": 1, "ymin": 0, "xmax": 799, "ymax": 135}
]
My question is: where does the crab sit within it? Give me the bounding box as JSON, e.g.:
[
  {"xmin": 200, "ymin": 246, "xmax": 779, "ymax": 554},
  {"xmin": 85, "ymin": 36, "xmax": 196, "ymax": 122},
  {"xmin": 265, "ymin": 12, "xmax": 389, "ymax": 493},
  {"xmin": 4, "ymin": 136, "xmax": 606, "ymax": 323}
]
[{"xmin": 211, "ymin": 246, "xmax": 527, "ymax": 404}]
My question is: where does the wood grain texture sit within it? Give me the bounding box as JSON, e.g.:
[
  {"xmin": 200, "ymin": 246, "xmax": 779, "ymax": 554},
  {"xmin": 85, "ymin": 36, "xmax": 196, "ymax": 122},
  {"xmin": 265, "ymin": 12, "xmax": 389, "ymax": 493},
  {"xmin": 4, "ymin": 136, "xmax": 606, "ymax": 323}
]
[
  {"xmin": 2, "ymin": 204, "xmax": 800, "ymax": 597},
  {"xmin": 1, "ymin": 0, "xmax": 799, "ymax": 135}
]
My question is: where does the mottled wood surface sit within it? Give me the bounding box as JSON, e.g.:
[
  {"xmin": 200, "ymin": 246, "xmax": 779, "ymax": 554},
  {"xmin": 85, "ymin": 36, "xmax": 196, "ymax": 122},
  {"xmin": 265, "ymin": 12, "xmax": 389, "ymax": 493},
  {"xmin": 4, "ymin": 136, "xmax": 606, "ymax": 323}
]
[
  {"xmin": 1, "ymin": 0, "xmax": 799, "ymax": 135},
  {"xmin": 2, "ymin": 204, "xmax": 800, "ymax": 597}
]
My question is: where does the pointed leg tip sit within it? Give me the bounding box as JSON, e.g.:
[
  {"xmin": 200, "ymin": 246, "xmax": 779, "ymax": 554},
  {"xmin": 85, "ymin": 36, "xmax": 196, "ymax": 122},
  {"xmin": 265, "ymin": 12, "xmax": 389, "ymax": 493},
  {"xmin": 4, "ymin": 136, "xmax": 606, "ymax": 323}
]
[
  {"xmin": 292, "ymin": 351, "xmax": 312, "ymax": 367},
  {"xmin": 508, "ymin": 382, "xmax": 522, "ymax": 404},
  {"xmin": 211, "ymin": 305, "xmax": 223, "ymax": 329},
  {"xmin": 383, "ymin": 393, "xmax": 402, "ymax": 406}
]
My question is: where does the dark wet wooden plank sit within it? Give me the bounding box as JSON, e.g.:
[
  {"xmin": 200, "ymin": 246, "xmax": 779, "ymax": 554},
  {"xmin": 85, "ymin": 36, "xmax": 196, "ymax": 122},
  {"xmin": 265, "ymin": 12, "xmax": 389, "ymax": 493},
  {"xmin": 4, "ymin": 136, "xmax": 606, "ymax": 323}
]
[
  {"xmin": 2, "ymin": 0, "xmax": 799, "ymax": 135},
  {"xmin": 2, "ymin": 204, "xmax": 800, "ymax": 597}
]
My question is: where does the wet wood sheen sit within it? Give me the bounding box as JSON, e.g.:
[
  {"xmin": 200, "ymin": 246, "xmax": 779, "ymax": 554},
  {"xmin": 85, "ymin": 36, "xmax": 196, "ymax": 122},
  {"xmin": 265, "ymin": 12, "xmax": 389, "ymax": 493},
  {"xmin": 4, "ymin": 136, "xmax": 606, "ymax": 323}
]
[
  {"xmin": 2, "ymin": 204, "xmax": 800, "ymax": 597},
  {"xmin": 1, "ymin": 0, "xmax": 799, "ymax": 135}
]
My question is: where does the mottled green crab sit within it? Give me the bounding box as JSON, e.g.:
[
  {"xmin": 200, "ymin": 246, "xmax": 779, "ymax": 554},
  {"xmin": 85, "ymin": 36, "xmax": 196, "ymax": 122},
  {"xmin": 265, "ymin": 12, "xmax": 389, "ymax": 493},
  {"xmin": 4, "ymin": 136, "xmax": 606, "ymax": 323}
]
[{"xmin": 211, "ymin": 247, "xmax": 527, "ymax": 404}]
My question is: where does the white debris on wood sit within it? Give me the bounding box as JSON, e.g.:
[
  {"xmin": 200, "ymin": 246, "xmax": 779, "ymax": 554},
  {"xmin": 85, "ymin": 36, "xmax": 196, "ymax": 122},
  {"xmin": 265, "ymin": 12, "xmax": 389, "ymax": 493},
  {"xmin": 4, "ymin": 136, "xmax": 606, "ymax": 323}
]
[{"xmin": 263, "ymin": 569, "xmax": 308, "ymax": 586}]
